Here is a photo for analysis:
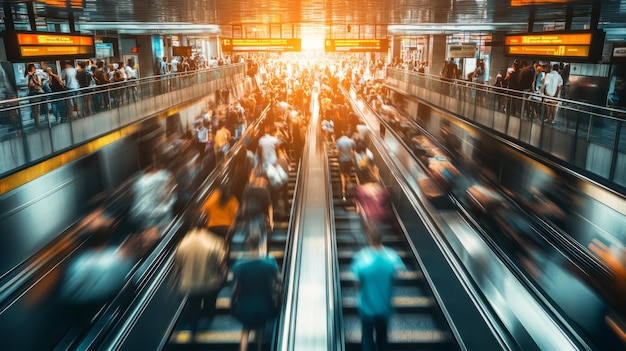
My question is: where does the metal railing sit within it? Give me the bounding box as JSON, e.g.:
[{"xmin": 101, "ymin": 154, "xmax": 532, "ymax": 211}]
[
  {"xmin": 384, "ymin": 67, "xmax": 626, "ymax": 188},
  {"xmin": 0, "ymin": 63, "xmax": 246, "ymax": 175}
]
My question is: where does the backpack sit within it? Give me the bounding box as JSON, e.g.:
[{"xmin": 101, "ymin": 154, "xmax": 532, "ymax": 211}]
[
  {"xmin": 76, "ymin": 70, "xmax": 93, "ymax": 88},
  {"xmin": 114, "ymin": 69, "xmax": 124, "ymax": 82}
]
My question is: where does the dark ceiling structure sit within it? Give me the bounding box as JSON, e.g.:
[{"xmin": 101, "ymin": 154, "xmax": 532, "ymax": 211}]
[{"xmin": 3, "ymin": 1, "xmax": 626, "ymax": 40}]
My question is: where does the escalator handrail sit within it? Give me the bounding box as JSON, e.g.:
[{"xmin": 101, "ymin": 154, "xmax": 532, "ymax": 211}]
[
  {"xmin": 322, "ymin": 128, "xmax": 346, "ymax": 351},
  {"xmin": 72, "ymin": 104, "xmax": 273, "ymax": 350},
  {"xmin": 272, "ymin": 142, "xmax": 307, "ymax": 351}
]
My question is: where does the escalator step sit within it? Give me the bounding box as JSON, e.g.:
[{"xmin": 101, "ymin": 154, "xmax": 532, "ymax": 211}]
[
  {"xmin": 343, "ymin": 313, "xmax": 451, "ymax": 348},
  {"xmin": 340, "ymin": 270, "xmax": 423, "ymax": 283}
]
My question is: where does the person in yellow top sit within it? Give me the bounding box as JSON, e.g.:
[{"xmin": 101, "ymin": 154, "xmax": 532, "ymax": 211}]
[
  {"xmin": 201, "ymin": 182, "xmax": 239, "ymax": 246},
  {"xmin": 213, "ymin": 120, "xmax": 232, "ymax": 164}
]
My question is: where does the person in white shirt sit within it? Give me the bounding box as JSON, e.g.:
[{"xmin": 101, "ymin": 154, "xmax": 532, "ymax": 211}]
[
  {"xmin": 61, "ymin": 60, "xmax": 81, "ymax": 119},
  {"xmin": 125, "ymin": 58, "xmax": 139, "ymax": 102},
  {"xmin": 257, "ymin": 125, "xmax": 281, "ymax": 169},
  {"xmin": 542, "ymin": 64, "xmax": 564, "ymax": 124}
]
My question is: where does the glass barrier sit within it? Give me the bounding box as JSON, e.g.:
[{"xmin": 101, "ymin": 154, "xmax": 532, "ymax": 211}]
[
  {"xmin": 0, "ymin": 63, "xmax": 246, "ymax": 175},
  {"xmin": 385, "ymin": 67, "xmax": 626, "ymax": 187}
]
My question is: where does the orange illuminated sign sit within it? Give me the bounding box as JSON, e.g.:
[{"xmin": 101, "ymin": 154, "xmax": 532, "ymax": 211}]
[
  {"xmin": 5, "ymin": 32, "xmax": 96, "ymax": 59},
  {"xmin": 221, "ymin": 38, "xmax": 301, "ymax": 52},
  {"xmin": 17, "ymin": 33, "xmax": 94, "ymax": 46},
  {"xmin": 504, "ymin": 31, "xmax": 604, "ymax": 61},
  {"xmin": 40, "ymin": 0, "xmax": 84, "ymax": 8},
  {"xmin": 505, "ymin": 33, "xmax": 592, "ymax": 46},
  {"xmin": 325, "ymin": 39, "xmax": 388, "ymax": 52},
  {"xmin": 20, "ymin": 45, "xmax": 94, "ymax": 57},
  {"xmin": 506, "ymin": 45, "xmax": 590, "ymax": 57},
  {"xmin": 511, "ymin": 0, "xmax": 569, "ymax": 6}
]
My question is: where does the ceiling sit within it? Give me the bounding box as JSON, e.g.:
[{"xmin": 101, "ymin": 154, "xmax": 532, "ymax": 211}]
[{"xmin": 6, "ymin": 0, "xmax": 626, "ymax": 39}]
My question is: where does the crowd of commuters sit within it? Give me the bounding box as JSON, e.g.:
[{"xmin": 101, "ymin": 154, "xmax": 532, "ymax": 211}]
[
  {"xmin": 0, "ymin": 55, "xmax": 247, "ymax": 133},
  {"xmin": 38, "ymin": 54, "xmax": 416, "ymax": 351},
  {"xmin": 172, "ymin": 59, "xmax": 313, "ymax": 350}
]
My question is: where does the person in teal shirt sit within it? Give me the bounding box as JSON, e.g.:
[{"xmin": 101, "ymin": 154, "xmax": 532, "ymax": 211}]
[{"xmin": 350, "ymin": 224, "xmax": 406, "ymax": 350}]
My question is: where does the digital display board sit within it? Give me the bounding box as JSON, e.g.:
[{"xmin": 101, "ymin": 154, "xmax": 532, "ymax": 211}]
[
  {"xmin": 20, "ymin": 45, "xmax": 94, "ymax": 57},
  {"xmin": 611, "ymin": 43, "xmax": 626, "ymax": 63},
  {"xmin": 507, "ymin": 45, "xmax": 590, "ymax": 57},
  {"xmin": 504, "ymin": 31, "xmax": 604, "ymax": 62},
  {"xmin": 324, "ymin": 39, "xmax": 388, "ymax": 52},
  {"xmin": 4, "ymin": 32, "xmax": 95, "ymax": 60},
  {"xmin": 221, "ymin": 38, "xmax": 301, "ymax": 52},
  {"xmin": 505, "ymin": 33, "xmax": 592, "ymax": 46},
  {"xmin": 40, "ymin": 0, "xmax": 84, "ymax": 8},
  {"xmin": 448, "ymin": 43, "xmax": 477, "ymax": 58},
  {"xmin": 95, "ymin": 42, "xmax": 114, "ymax": 58},
  {"xmin": 612, "ymin": 43, "xmax": 626, "ymax": 58},
  {"xmin": 172, "ymin": 46, "xmax": 192, "ymax": 57},
  {"xmin": 511, "ymin": 0, "xmax": 569, "ymax": 6}
]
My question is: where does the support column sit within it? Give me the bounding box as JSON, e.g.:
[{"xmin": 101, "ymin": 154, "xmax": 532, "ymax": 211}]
[
  {"xmin": 136, "ymin": 35, "xmax": 155, "ymax": 76},
  {"xmin": 3, "ymin": 3, "xmax": 15, "ymax": 31},
  {"xmin": 391, "ymin": 36, "xmax": 402, "ymax": 64},
  {"xmin": 209, "ymin": 37, "xmax": 219, "ymax": 58},
  {"xmin": 489, "ymin": 32, "xmax": 508, "ymax": 82},
  {"xmin": 429, "ymin": 34, "xmax": 447, "ymax": 76},
  {"xmin": 26, "ymin": 2, "xmax": 36, "ymax": 32}
]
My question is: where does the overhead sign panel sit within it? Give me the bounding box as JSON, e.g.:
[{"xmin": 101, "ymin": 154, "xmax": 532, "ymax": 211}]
[
  {"xmin": 4, "ymin": 32, "xmax": 95, "ymax": 60},
  {"xmin": 17, "ymin": 33, "xmax": 94, "ymax": 46},
  {"xmin": 447, "ymin": 43, "xmax": 477, "ymax": 58},
  {"xmin": 95, "ymin": 42, "xmax": 114, "ymax": 58},
  {"xmin": 511, "ymin": 0, "xmax": 569, "ymax": 6},
  {"xmin": 221, "ymin": 38, "xmax": 301, "ymax": 52},
  {"xmin": 612, "ymin": 43, "xmax": 626, "ymax": 58},
  {"xmin": 506, "ymin": 45, "xmax": 590, "ymax": 57},
  {"xmin": 504, "ymin": 31, "xmax": 604, "ymax": 62},
  {"xmin": 324, "ymin": 39, "xmax": 388, "ymax": 52},
  {"xmin": 505, "ymin": 33, "xmax": 592, "ymax": 46},
  {"xmin": 20, "ymin": 45, "xmax": 94, "ymax": 57},
  {"xmin": 172, "ymin": 46, "xmax": 192, "ymax": 56},
  {"xmin": 611, "ymin": 43, "xmax": 626, "ymax": 63}
]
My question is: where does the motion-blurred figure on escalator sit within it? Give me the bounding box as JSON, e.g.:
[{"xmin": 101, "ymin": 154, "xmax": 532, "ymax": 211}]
[
  {"xmin": 231, "ymin": 233, "xmax": 281, "ymax": 351},
  {"xmin": 174, "ymin": 213, "xmax": 227, "ymax": 338},
  {"xmin": 129, "ymin": 152, "xmax": 177, "ymax": 250},
  {"xmin": 350, "ymin": 224, "xmax": 406, "ymax": 351}
]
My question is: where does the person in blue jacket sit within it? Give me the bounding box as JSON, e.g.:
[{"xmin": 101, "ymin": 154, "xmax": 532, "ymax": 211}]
[{"xmin": 350, "ymin": 223, "xmax": 406, "ymax": 351}]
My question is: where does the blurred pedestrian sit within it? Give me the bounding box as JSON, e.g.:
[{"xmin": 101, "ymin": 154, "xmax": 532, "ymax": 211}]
[
  {"xmin": 26, "ymin": 63, "xmax": 43, "ymax": 128},
  {"xmin": 542, "ymin": 63, "xmax": 564, "ymax": 124},
  {"xmin": 201, "ymin": 182, "xmax": 239, "ymax": 246},
  {"xmin": 59, "ymin": 208, "xmax": 133, "ymax": 322},
  {"xmin": 241, "ymin": 167, "xmax": 273, "ymax": 253},
  {"xmin": 129, "ymin": 152, "xmax": 177, "ymax": 239},
  {"xmin": 231, "ymin": 233, "xmax": 281, "ymax": 351},
  {"xmin": 61, "ymin": 60, "xmax": 81, "ymax": 119},
  {"xmin": 336, "ymin": 129, "xmax": 356, "ymax": 200},
  {"xmin": 350, "ymin": 224, "xmax": 406, "ymax": 351},
  {"xmin": 174, "ymin": 214, "xmax": 227, "ymax": 336}
]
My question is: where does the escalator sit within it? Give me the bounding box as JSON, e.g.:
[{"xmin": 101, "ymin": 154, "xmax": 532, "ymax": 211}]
[
  {"xmin": 166, "ymin": 151, "xmax": 300, "ymax": 350},
  {"xmin": 326, "ymin": 142, "xmax": 460, "ymax": 351},
  {"xmin": 352, "ymin": 87, "xmax": 624, "ymax": 349},
  {"xmin": 0, "ymin": 107, "xmax": 272, "ymax": 350}
]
